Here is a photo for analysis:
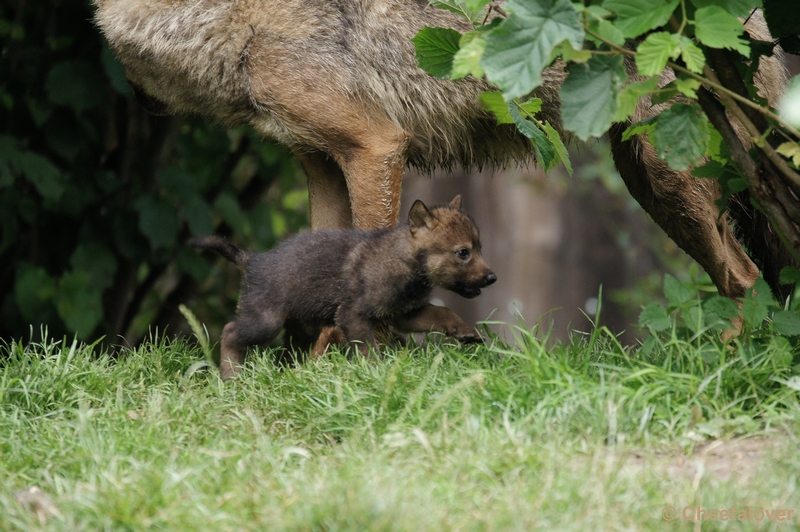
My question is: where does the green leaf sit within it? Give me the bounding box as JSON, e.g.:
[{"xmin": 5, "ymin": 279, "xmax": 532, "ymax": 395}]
[
  {"xmin": 413, "ymin": 27, "xmax": 462, "ymax": 79},
  {"xmin": 560, "ymin": 55, "xmax": 626, "ymax": 140},
  {"xmin": 779, "ymin": 75, "xmax": 800, "ymax": 130},
  {"xmin": 543, "ymin": 122, "xmax": 572, "ymax": 175},
  {"xmin": 621, "ymin": 116, "xmax": 657, "ymax": 141},
  {"xmin": 590, "ymin": 19, "xmax": 626, "ymax": 47},
  {"xmin": 101, "ymin": 44, "xmax": 131, "ymax": 95},
  {"xmin": 639, "ymin": 303, "xmax": 671, "ymax": 331},
  {"xmin": 19, "ymin": 151, "xmax": 64, "ymax": 201},
  {"xmin": 614, "ymin": 78, "xmax": 660, "ymax": 122},
  {"xmin": 678, "ymin": 37, "xmax": 706, "ymax": 74},
  {"xmin": 690, "ymin": 0, "xmax": 762, "ymax": 19},
  {"xmin": 692, "ymin": 160, "xmax": 725, "ymax": 178},
  {"xmin": 604, "ymin": 0, "xmax": 679, "ymax": 38},
  {"xmin": 779, "ymin": 266, "xmax": 800, "ymax": 285},
  {"xmin": 14, "ymin": 265, "xmax": 57, "ymax": 324},
  {"xmin": 480, "ymin": 92, "xmax": 542, "ymax": 124},
  {"xmin": 56, "ymin": 271, "xmax": 104, "ymax": 339},
  {"xmin": 135, "ymin": 195, "xmax": 181, "ymax": 250},
  {"xmin": 773, "ymin": 310, "xmax": 800, "ymax": 336},
  {"xmin": 45, "ymin": 61, "xmax": 105, "ymax": 113},
  {"xmin": 482, "ymin": 0, "xmax": 584, "ymax": 99},
  {"xmin": 635, "ymin": 32, "xmax": 680, "ymax": 77},
  {"xmin": 451, "ymin": 36, "xmax": 487, "ymax": 80},
  {"xmin": 508, "ymin": 103, "xmax": 557, "ymax": 170},
  {"xmin": 694, "ymin": 6, "xmax": 750, "ymax": 56},
  {"xmin": 675, "ymin": 77, "xmax": 702, "ymax": 98},
  {"xmin": 653, "ymin": 103, "xmax": 709, "ymax": 171},
  {"xmin": 552, "ymin": 40, "xmax": 592, "ymax": 63},
  {"xmin": 682, "ymin": 305, "xmax": 703, "ymax": 333},
  {"xmin": 741, "ymin": 299, "xmax": 769, "ymax": 328},
  {"xmin": 702, "ymin": 295, "xmax": 740, "ymax": 327},
  {"xmin": 664, "ymin": 273, "xmax": 695, "ymax": 307},
  {"xmin": 432, "ymin": 0, "xmax": 489, "ymax": 24},
  {"xmin": 776, "ymin": 141, "xmax": 800, "ymax": 166},
  {"xmin": 70, "ymin": 242, "xmax": 118, "ymax": 291}
]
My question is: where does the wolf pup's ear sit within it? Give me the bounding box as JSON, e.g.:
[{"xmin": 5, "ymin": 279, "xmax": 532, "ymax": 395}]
[
  {"xmin": 409, "ymin": 200, "xmax": 436, "ymax": 232},
  {"xmin": 449, "ymin": 195, "xmax": 462, "ymax": 210}
]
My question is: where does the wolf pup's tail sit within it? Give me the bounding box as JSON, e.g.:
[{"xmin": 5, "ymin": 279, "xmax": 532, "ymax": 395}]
[{"xmin": 190, "ymin": 236, "xmax": 249, "ymax": 270}]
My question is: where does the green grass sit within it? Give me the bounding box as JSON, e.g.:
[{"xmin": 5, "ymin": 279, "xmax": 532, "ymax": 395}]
[{"xmin": 1, "ymin": 323, "xmax": 800, "ymax": 530}]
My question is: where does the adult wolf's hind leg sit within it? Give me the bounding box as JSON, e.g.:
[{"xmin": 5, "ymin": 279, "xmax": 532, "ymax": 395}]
[{"xmin": 609, "ymin": 125, "xmax": 759, "ymax": 298}]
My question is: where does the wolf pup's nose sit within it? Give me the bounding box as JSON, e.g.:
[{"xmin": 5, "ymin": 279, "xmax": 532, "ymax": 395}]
[{"xmin": 485, "ymin": 272, "xmax": 497, "ymax": 285}]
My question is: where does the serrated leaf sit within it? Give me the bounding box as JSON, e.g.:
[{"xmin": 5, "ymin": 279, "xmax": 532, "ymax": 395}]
[
  {"xmin": 779, "ymin": 266, "xmax": 800, "ymax": 285},
  {"xmin": 692, "ymin": 160, "xmax": 725, "ymax": 178},
  {"xmin": 413, "ymin": 27, "xmax": 462, "ymax": 79},
  {"xmin": 552, "ymin": 40, "xmax": 592, "ymax": 63},
  {"xmin": 135, "ymin": 195, "xmax": 180, "ymax": 250},
  {"xmin": 653, "ymin": 103, "xmax": 709, "ymax": 171},
  {"xmin": 180, "ymin": 195, "xmax": 214, "ymax": 237},
  {"xmin": 451, "ymin": 36, "xmax": 486, "ymax": 80},
  {"xmin": 705, "ymin": 125, "xmax": 728, "ymax": 162},
  {"xmin": 560, "ymin": 55, "xmax": 626, "ymax": 140},
  {"xmin": 678, "ymin": 37, "xmax": 706, "ymax": 74},
  {"xmin": 702, "ymin": 295, "xmax": 740, "ymax": 325},
  {"xmin": 14, "ymin": 265, "xmax": 57, "ymax": 324},
  {"xmin": 621, "ymin": 116, "xmax": 658, "ymax": 141},
  {"xmin": 694, "ymin": 6, "xmax": 750, "ymax": 56},
  {"xmin": 482, "ymin": 0, "xmax": 584, "ymax": 99},
  {"xmin": 675, "ymin": 77, "xmax": 702, "ymax": 98},
  {"xmin": 543, "ymin": 122, "xmax": 572, "ymax": 175},
  {"xmin": 614, "ymin": 77, "xmax": 660, "ymax": 122},
  {"xmin": 664, "ymin": 273, "xmax": 695, "ymax": 307},
  {"xmin": 741, "ymin": 299, "xmax": 769, "ymax": 327},
  {"xmin": 604, "ymin": 0, "xmax": 679, "ymax": 39},
  {"xmin": 691, "ymin": 0, "xmax": 762, "ymax": 21},
  {"xmin": 508, "ymin": 103, "xmax": 557, "ymax": 170},
  {"xmin": 650, "ymin": 82, "xmax": 680, "ymax": 105},
  {"xmin": 776, "ymin": 141, "xmax": 800, "ymax": 166},
  {"xmin": 636, "ymin": 32, "xmax": 680, "ymax": 77},
  {"xmin": 592, "ymin": 19, "xmax": 626, "ymax": 47},
  {"xmin": 432, "ymin": 0, "xmax": 489, "ymax": 24},
  {"xmin": 639, "ymin": 303, "xmax": 671, "ymax": 331},
  {"xmin": 480, "ymin": 92, "xmax": 541, "ymax": 124},
  {"xmin": 773, "ymin": 310, "xmax": 800, "ymax": 336},
  {"xmin": 682, "ymin": 305, "xmax": 703, "ymax": 333},
  {"xmin": 745, "ymin": 277, "xmax": 778, "ymax": 305}
]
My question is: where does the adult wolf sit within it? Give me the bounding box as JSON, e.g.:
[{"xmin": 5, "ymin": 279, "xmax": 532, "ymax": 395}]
[{"xmin": 94, "ymin": 0, "xmax": 790, "ymax": 309}]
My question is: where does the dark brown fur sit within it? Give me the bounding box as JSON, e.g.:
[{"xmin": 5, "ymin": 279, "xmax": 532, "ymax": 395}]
[{"xmin": 191, "ymin": 196, "xmax": 495, "ymax": 378}]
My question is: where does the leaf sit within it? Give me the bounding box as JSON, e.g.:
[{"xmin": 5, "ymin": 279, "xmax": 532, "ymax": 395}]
[
  {"xmin": 741, "ymin": 299, "xmax": 769, "ymax": 328},
  {"xmin": 591, "ymin": 19, "xmax": 626, "ymax": 47},
  {"xmin": 552, "ymin": 40, "xmax": 592, "ymax": 63},
  {"xmin": 45, "ymin": 61, "xmax": 105, "ymax": 113},
  {"xmin": 694, "ymin": 6, "xmax": 750, "ymax": 56},
  {"xmin": 56, "ymin": 271, "xmax": 104, "ymax": 339},
  {"xmin": 664, "ymin": 273, "xmax": 694, "ymax": 307},
  {"xmin": 776, "ymin": 141, "xmax": 800, "ymax": 166},
  {"xmin": 692, "ymin": 160, "xmax": 725, "ymax": 178},
  {"xmin": 543, "ymin": 122, "xmax": 572, "ymax": 175},
  {"xmin": 614, "ymin": 78, "xmax": 660, "ymax": 122},
  {"xmin": 135, "ymin": 195, "xmax": 181, "ymax": 250},
  {"xmin": 70, "ymin": 242, "xmax": 118, "ymax": 291},
  {"xmin": 508, "ymin": 103, "xmax": 557, "ymax": 170},
  {"xmin": 702, "ymin": 295, "xmax": 740, "ymax": 326},
  {"xmin": 635, "ymin": 32, "xmax": 680, "ymax": 77},
  {"xmin": 14, "ymin": 265, "xmax": 57, "ymax": 324},
  {"xmin": 621, "ymin": 116, "xmax": 657, "ymax": 141},
  {"xmin": 604, "ymin": 0, "xmax": 679, "ymax": 39},
  {"xmin": 560, "ymin": 55, "xmax": 626, "ymax": 140},
  {"xmin": 773, "ymin": 311, "xmax": 800, "ymax": 336},
  {"xmin": 432, "ymin": 0, "xmax": 489, "ymax": 24},
  {"xmin": 652, "ymin": 103, "xmax": 709, "ymax": 171},
  {"xmin": 101, "ymin": 44, "xmax": 131, "ymax": 95},
  {"xmin": 413, "ymin": 27, "xmax": 462, "ymax": 79},
  {"xmin": 779, "ymin": 266, "xmax": 800, "ymax": 285},
  {"xmin": 480, "ymin": 92, "xmax": 541, "ymax": 124},
  {"xmin": 18, "ymin": 151, "xmax": 64, "ymax": 201},
  {"xmin": 451, "ymin": 36, "xmax": 487, "ymax": 80},
  {"xmin": 678, "ymin": 37, "xmax": 706, "ymax": 74},
  {"xmin": 482, "ymin": 0, "xmax": 584, "ymax": 99},
  {"xmin": 690, "ymin": 0, "xmax": 762, "ymax": 19},
  {"xmin": 675, "ymin": 77, "xmax": 702, "ymax": 98},
  {"xmin": 639, "ymin": 303, "xmax": 671, "ymax": 331}
]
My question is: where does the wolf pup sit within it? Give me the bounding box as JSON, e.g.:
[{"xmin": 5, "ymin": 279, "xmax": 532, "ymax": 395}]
[{"xmin": 192, "ymin": 195, "xmax": 496, "ymax": 379}]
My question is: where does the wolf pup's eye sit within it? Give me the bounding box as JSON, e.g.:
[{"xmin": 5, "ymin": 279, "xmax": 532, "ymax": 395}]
[{"xmin": 456, "ymin": 248, "xmax": 470, "ymax": 259}]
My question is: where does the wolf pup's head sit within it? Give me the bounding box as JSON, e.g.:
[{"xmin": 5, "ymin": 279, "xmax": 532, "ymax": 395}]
[{"xmin": 408, "ymin": 195, "xmax": 496, "ymax": 299}]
